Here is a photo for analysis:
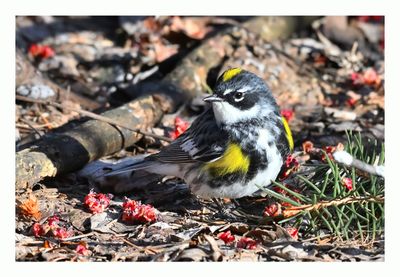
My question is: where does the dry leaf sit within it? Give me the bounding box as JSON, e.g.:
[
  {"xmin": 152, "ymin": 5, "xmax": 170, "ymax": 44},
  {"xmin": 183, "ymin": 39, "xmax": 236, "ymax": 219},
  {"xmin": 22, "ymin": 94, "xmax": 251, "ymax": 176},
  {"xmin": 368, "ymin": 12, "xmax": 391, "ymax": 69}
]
[
  {"xmin": 43, "ymin": 240, "xmax": 52, "ymax": 249},
  {"xmin": 367, "ymin": 92, "xmax": 384, "ymax": 109},
  {"xmin": 142, "ymin": 17, "xmax": 160, "ymax": 32},
  {"xmin": 170, "ymin": 16, "xmax": 211, "ymax": 39},
  {"xmin": 153, "ymin": 42, "xmax": 179, "ymax": 62},
  {"xmin": 18, "ymin": 195, "xmax": 41, "ymax": 220}
]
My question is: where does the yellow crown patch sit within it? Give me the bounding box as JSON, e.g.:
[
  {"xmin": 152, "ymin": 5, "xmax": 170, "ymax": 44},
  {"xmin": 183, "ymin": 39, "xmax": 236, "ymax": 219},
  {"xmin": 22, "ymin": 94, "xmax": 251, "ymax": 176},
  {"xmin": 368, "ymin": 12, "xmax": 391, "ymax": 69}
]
[{"xmin": 222, "ymin": 68, "xmax": 242, "ymax": 82}]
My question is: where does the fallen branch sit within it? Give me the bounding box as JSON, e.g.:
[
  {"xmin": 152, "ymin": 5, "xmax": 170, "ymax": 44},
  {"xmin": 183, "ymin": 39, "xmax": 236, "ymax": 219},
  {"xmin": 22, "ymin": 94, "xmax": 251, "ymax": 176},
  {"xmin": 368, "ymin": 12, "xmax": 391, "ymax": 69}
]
[
  {"xmin": 16, "ymin": 95, "xmax": 165, "ymax": 189},
  {"xmin": 16, "ymin": 95, "xmax": 173, "ymax": 143},
  {"xmin": 333, "ymin": 150, "xmax": 385, "ymax": 178}
]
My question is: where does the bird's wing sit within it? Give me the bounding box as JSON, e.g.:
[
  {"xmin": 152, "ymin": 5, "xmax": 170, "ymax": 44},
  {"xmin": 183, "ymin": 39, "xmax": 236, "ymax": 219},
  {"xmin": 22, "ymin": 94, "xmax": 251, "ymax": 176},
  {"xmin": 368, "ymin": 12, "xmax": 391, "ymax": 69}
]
[{"xmin": 148, "ymin": 109, "xmax": 227, "ymax": 164}]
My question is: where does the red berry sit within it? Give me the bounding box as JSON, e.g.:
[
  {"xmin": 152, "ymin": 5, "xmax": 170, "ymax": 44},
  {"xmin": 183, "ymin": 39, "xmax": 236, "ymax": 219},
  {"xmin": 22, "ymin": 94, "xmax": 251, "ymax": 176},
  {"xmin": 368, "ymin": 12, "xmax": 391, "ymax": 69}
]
[
  {"xmin": 237, "ymin": 237, "xmax": 258, "ymax": 250},
  {"xmin": 217, "ymin": 231, "xmax": 235, "ymax": 244},
  {"xmin": 84, "ymin": 190, "xmax": 112, "ymax": 214},
  {"xmin": 363, "ymin": 68, "xmax": 378, "ymax": 86},
  {"xmin": 169, "ymin": 117, "xmax": 190, "ymax": 139},
  {"xmin": 281, "ymin": 109, "xmax": 294, "ymax": 122},
  {"xmin": 32, "ymin": 223, "xmax": 44, "ymax": 237},
  {"xmin": 76, "ymin": 244, "xmax": 89, "ymax": 255},
  {"xmin": 121, "ymin": 198, "xmax": 157, "ymax": 224},
  {"xmin": 285, "ymin": 227, "xmax": 299, "ymax": 240},
  {"xmin": 342, "ymin": 177, "xmax": 353, "ymax": 191},
  {"xmin": 263, "ymin": 203, "xmax": 281, "ymax": 217},
  {"xmin": 40, "ymin": 46, "xmax": 55, "ymax": 59}
]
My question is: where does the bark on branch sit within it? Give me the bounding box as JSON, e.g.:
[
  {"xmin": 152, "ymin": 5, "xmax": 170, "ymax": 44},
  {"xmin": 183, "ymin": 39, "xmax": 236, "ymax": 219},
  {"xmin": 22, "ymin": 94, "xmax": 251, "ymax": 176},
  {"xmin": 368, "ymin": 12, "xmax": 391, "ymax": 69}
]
[{"xmin": 16, "ymin": 95, "xmax": 166, "ymax": 189}]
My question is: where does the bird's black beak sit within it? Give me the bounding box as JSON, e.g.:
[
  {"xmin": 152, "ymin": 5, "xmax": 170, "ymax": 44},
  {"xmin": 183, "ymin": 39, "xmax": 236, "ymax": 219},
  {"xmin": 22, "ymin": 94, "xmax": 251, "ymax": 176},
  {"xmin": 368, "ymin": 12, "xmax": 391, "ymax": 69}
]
[{"xmin": 203, "ymin": 94, "xmax": 223, "ymax": 103}]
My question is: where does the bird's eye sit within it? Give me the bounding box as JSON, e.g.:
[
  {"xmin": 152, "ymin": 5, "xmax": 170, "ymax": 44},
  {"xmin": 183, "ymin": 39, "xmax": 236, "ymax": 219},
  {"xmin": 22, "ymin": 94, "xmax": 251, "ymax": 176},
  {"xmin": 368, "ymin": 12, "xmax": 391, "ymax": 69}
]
[{"xmin": 234, "ymin": 92, "xmax": 244, "ymax": 101}]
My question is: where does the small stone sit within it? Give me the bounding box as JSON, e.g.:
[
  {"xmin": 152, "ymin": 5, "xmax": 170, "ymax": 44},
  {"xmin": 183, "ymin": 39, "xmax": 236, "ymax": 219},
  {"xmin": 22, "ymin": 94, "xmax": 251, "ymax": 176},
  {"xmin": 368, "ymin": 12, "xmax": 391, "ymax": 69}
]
[{"xmin": 325, "ymin": 107, "xmax": 357, "ymax": 121}]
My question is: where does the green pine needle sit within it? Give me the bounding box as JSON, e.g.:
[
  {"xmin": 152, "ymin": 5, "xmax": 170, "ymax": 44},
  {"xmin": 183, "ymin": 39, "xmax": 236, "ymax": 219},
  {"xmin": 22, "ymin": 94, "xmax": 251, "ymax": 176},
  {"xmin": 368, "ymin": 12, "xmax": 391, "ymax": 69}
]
[{"xmin": 259, "ymin": 131, "xmax": 384, "ymax": 243}]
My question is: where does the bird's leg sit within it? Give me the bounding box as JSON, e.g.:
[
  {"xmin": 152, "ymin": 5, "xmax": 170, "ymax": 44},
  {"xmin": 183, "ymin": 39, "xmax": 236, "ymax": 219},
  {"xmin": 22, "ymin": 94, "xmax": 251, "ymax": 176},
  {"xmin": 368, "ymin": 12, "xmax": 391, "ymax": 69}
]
[
  {"xmin": 231, "ymin": 199, "xmax": 240, "ymax": 207},
  {"xmin": 212, "ymin": 198, "xmax": 226, "ymax": 212},
  {"xmin": 211, "ymin": 198, "xmax": 240, "ymax": 215}
]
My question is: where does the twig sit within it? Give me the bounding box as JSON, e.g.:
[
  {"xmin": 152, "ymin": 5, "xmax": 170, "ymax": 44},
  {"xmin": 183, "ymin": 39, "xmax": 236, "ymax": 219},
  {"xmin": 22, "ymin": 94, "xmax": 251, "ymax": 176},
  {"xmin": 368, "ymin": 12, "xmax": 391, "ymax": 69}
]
[
  {"xmin": 18, "ymin": 118, "xmax": 44, "ymax": 138},
  {"xmin": 282, "ymin": 195, "xmax": 384, "ymax": 218},
  {"xmin": 333, "ymin": 150, "xmax": 385, "ymax": 178},
  {"xmin": 16, "ymin": 95, "xmax": 173, "ymax": 143},
  {"xmin": 60, "ymin": 232, "xmax": 95, "ymax": 242},
  {"xmin": 203, "ymin": 234, "xmax": 223, "ymax": 261},
  {"xmin": 120, "ymin": 237, "xmax": 142, "ymax": 249},
  {"xmin": 120, "ymin": 237, "xmax": 159, "ymax": 254},
  {"xmin": 300, "ymin": 234, "xmax": 333, "ymax": 243},
  {"xmin": 16, "ymin": 122, "xmax": 53, "ymax": 130}
]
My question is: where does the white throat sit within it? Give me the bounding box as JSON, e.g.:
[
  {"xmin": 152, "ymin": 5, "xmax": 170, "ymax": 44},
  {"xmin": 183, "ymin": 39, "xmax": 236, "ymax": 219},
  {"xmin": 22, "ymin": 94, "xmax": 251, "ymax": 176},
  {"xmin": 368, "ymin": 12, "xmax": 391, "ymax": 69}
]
[{"xmin": 212, "ymin": 102, "xmax": 261, "ymax": 125}]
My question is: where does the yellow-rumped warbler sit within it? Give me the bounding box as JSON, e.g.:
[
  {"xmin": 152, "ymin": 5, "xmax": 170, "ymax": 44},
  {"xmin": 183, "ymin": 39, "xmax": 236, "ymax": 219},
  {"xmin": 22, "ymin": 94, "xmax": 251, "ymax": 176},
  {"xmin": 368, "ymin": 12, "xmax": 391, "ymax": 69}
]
[{"xmin": 104, "ymin": 68, "xmax": 294, "ymax": 199}]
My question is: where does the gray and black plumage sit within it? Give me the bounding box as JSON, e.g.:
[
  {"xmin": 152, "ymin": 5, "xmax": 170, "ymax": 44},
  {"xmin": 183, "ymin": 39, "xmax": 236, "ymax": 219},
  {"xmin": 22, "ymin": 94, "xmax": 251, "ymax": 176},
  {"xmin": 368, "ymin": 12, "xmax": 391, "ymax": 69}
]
[{"xmin": 102, "ymin": 68, "xmax": 294, "ymax": 199}]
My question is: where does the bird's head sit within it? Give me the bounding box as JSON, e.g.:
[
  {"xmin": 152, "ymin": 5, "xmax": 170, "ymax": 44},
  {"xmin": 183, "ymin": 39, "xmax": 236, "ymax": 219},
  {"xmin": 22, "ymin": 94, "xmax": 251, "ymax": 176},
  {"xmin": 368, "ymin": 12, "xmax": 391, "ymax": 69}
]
[{"xmin": 204, "ymin": 68, "xmax": 278, "ymax": 125}]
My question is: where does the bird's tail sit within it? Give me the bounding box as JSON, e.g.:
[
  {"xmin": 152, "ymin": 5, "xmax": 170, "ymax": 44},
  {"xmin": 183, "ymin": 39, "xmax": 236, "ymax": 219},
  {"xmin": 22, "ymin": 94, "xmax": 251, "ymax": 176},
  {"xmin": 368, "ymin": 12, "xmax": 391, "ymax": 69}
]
[
  {"xmin": 78, "ymin": 155, "xmax": 164, "ymax": 193},
  {"xmin": 102, "ymin": 156, "xmax": 154, "ymax": 176}
]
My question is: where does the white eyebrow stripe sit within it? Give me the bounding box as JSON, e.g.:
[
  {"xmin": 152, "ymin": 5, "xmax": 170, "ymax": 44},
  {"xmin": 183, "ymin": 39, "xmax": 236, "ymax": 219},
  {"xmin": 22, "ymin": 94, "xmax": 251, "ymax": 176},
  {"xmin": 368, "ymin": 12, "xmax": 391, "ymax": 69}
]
[
  {"xmin": 223, "ymin": 88, "xmax": 233, "ymax": 95},
  {"xmin": 237, "ymin": 86, "xmax": 252, "ymax": 93}
]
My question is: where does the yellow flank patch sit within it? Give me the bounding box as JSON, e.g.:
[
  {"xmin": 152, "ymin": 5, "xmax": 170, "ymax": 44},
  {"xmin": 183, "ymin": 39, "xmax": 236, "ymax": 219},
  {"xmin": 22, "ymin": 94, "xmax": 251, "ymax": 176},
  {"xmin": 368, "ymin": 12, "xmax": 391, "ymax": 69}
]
[
  {"xmin": 222, "ymin": 68, "xmax": 242, "ymax": 82},
  {"xmin": 203, "ymin": 143, "xmax": 249, "ymax": 176},
  {"xmin": 282, "ymin": 116, "xmax": 294, "ymax": 151}
]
